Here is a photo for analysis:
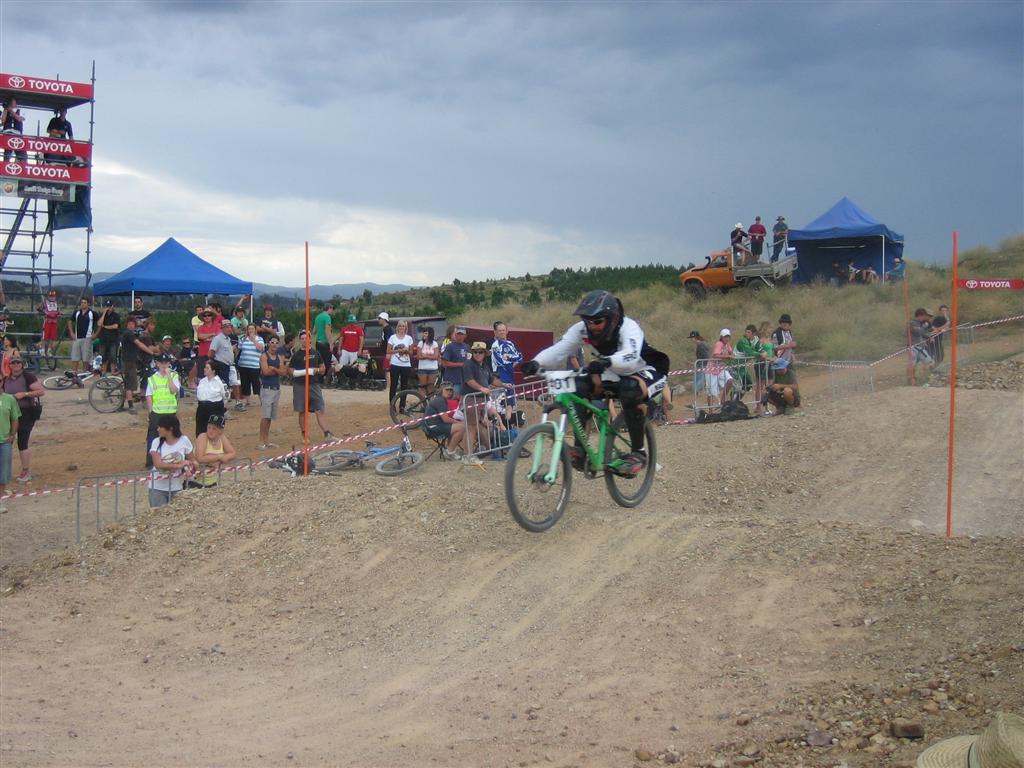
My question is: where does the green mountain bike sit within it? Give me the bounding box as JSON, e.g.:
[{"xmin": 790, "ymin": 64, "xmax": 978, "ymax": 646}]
[{"xmin": 504, "ymin": 370, "xmax": 657, "ymax": 532}]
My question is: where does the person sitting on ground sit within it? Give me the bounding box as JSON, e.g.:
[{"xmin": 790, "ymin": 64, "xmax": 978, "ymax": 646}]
[
  {"xmin": 423, "ymin": 382, "xmax": 467, "ymax": 459},
  {"xmin": 148, "ymin": 414, "xmax": 197, "ymax": 508},
  {"xmin": 521, "ymin": 289, "xmax": 668, "ymax": 476},
  {"xmin": 887, "ymin": 256, "xmax": 905, "ymax": 282},
  {"xmin": 762, "ymin": 381, "xmax": 801, "ymax": 415},
  {"xmin": 193, "ymin": 412, "xmax": 237, "ymax": 486}
]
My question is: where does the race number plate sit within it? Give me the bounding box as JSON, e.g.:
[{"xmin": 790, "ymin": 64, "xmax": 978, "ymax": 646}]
[{"xmin": 545, "ymin": 371, "xmax": 577, "ymax": 395}]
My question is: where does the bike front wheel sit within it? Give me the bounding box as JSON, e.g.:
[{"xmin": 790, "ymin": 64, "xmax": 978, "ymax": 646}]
[
  {"xmin": 88, "ymin": 376, "xmax": 126, "ymax": 413},
  {"xmin": 43, "ymin": 374, "xmax": 75, "ymax": 390},
  {"xmin": 603, "ymin": 418, "xmax": 657, "ymax": 508},
  {"xmin": 504, "ymin": 422, "xmax": 573, "ymax": 533},
  {"xmin": 389, "ymin": 389, "xmax": 426, "ymax": 424},
  {"xmin": 375, "ymin": 451, "xmax": 424, "ymax": 476}
]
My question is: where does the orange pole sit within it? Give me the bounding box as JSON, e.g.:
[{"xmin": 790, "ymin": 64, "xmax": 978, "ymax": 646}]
[
  {"xmin": 945, "ymin": 231, "xmax": 959, "ymax": 538},
  {"xmin": 303, "ymin": 241, "xmax": 311, "ymax": 476},
  {"xmin": 902, "ymin": 276, "xmax": 915, "ymax": 385}
]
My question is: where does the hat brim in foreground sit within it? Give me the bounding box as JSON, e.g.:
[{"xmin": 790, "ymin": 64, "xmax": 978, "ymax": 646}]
[{"xmin": 915, "ymin": 735, "xmax": 974, "ymax": 768}]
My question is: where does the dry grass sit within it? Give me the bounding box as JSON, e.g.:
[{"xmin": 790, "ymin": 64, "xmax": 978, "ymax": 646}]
[{"xmin": 454, "ymin": 259, "xmax": 1022, "ymax": 370}]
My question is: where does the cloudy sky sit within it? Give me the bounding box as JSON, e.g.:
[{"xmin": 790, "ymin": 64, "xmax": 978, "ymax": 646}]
[{"xmin": 3, "ymin": 0, "xmax": 1021, "ymax": 287}]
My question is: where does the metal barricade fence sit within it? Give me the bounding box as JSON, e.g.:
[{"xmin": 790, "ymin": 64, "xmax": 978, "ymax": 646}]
[
  {"xmin": 73, "ymin": 460, "xmax": 256, "ymax": 543},
  {"xmin": 454, "ymin": 379, "xmax": 550, "ymax": 460},
  {"xmin": 829, "ymin": 361, "xmax": 875, "ymax": 401},
  {"xmin": 691, "ymin": 357, "xmax": 764, "ymax": 418}
]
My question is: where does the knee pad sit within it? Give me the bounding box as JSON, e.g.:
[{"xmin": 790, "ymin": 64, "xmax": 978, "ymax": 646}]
[{"xmin": 618, "ymin": 376, "xmax": 645, "ymax": 409}]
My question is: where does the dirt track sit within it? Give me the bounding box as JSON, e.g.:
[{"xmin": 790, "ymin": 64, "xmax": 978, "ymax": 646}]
[{"xmin": 1, "ymin": 374, "xmax": 1021, "ymax": 767}]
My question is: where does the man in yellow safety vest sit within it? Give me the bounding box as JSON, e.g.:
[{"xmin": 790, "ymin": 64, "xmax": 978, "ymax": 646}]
[{"xmin": 145, "ymin": 353, "xmax": 181, "ymax": 468}]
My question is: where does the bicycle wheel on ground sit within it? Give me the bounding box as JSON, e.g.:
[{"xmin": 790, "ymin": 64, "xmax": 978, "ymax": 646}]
[
  {"xmin": 308, "ymin": 449, "xmax": 366, "ymax": 474},
  {"xmin": 88, "ymin": 376, "xmax": 126, "ymax": 413},
  {"xmin": 603, "ymin": 418, "xmax": 657, "ymax": 508},
  {"xmin": 389, "ymin": 389, "xmax": 425, "ymax": 424},
  {"xmin": 43, "ymin": 374, "xmax": 75, "ymax": 390},
  {"xmin": 504, "ymin": 422, "xmax": 573, "ymax": 533},
  {"xmin": 375, "ymin": 451, "xmax": 424, "ymax": 476}
]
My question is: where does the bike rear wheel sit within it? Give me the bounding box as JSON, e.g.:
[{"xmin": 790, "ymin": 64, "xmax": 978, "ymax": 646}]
[
  {"xmin": 43, "ymin": 374, "xmax": 75, "ymax": 390},
  {"xmin": 308, "ymin": 449, "xmax": 366, "ymax": 474},
  {"xmin": 603, "ymin": 418, "xmax": 657, "ymax": 508},
  {"xmin": 505, "ymin": 422, "xmax": 573, "ymax": 533},
  {"xmin": 88, "ymin": 376, "xmax": 126, "ymax": 413},
  {"xmin": 389, "ymin": 389, "xmax": 426, "ymax": 424},
  {"xmin": 43, "ymin": 347, "xmax": 58, "ymax": 371},
  {"xmin": 375, "ymin": 451, "xmax": 424, "ymax": 476}
]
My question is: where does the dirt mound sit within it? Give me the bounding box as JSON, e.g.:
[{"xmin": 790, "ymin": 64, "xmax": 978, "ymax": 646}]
[
  {"xmin": 1, "ymin": 387, "xmax": 1021, "ymax": 767},
  {"xmin": 932, "ymin": 359, "xmax": 1024, "ymax": 391}
]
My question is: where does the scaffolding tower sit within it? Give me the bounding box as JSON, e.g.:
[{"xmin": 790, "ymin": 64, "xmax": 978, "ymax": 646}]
[{"xmin": 1, "ymin": 64, "xmax": 95, "ymax": 332}]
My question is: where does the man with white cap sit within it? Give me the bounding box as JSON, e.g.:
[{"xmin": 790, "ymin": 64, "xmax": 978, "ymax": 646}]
[
  {"xmin": 705, "ymin": 328, "xmax": 735, "ymax": 407},
  {"xmin": 730, "ymin": 222, "xmax": 751, "ymax": 263}
]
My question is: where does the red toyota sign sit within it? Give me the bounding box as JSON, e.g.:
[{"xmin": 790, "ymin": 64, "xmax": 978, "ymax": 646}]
[
  {"xmin": 0, "ymin": 134, "xmax": 91, "ymax": 160},
  {"xmin": 957, "ymin": 278, "xmax": 1024, "ymax": 291},
  {"xmin": 2, "ymin": 73, "xmax": 93, "ymax": 100},
  {"xmin": 0, "ymin": 160, "xmax": 90, "ymax": 184}
]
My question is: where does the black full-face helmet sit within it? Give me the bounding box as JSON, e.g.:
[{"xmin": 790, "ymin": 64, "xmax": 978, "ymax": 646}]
[{"xmin": 573, "ymin": 289, "xmax": 622, "ymax": 345}]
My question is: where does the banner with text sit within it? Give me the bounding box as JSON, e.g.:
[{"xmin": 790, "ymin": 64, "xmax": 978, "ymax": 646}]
[
  {"xmin": 0, "ymin": 134, "xmax": 91, "ymax": 160},
  {"xmin": 1, "ymin": 73, "xmax": 93, "ymax": 100},
  {"xmin": 0, "ymin": 160, "xmax": 90, "ymax": 185},
  {"xmin": 957, "ymin": 278, "xmax": 1024, "ymax": 291}
]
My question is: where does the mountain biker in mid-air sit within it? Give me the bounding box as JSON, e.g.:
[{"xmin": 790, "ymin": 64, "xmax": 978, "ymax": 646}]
[{"xmin": 521, "ymin": 290, "xmax": 669, "ymax": 476}]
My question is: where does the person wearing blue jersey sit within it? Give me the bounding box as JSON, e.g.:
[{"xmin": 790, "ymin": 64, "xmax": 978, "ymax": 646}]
[{"xmin": 490, "ymin": 321, "xmax": 522, "ymax": 421}]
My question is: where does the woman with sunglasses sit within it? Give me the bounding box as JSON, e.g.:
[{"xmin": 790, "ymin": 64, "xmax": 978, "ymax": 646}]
[
  {"xmin": 520, "ymin": 290, "xmax": 668, "ymax": 477},
  {"xmin": 1, "ymin": 356, "xmax": 45, "ymax": 483}
]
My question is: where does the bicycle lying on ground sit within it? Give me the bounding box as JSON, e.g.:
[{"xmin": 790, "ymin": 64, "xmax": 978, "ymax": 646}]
[
  {"xmin": 274, "ymin": 425, "xmax": 425, "ymax": 477},
  {"xmin": 43, "ymin": 368, "xmax": 98, "ymax": 390},
  {"xmin": 504, "ymin": 369, "xmax": 658, "ymax": 532}
]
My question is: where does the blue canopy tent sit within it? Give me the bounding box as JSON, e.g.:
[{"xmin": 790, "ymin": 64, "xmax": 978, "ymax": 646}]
[
  {"xmin": 93, "ymin": 237, "xmax": 253, "ymax": 299},
  {"xmin": 788, "ymin": 197, "xmax": 903, "ymax": 284}
]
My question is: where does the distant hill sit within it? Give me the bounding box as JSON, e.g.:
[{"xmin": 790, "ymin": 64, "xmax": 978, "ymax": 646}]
[{"xmin": 252, "ymin": 282, "xmax": 414, "ymax": 302}]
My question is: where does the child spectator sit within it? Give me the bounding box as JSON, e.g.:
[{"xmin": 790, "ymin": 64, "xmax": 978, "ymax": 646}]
[
  {"xmin": 148, "ymin": 414, "xmax": 196, "ymax": 508},
  {"xmin": 193, "ymin": 412, "xmax": 237, "ymax": 486},
  {"xmin": 772, "ymin": 314, "xmax": 798, "ymax": 384},
  {"xmin": 706, "ymin": 329, "xmax": 735, "ymax": 407},
  {"xmin": 415, "ymin": 326, "xmax": 440, "ymax": 397}
]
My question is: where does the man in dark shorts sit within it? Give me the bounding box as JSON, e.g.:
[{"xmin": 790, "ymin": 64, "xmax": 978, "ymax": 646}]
[
  {"xmin": 96, "ymin": 300, "xmax": 121, "ymax": 373},
  {"xmin": 423, "ymin": 382, "xmax": 466, "ymax": 458},
  {"xmin": 120, "ymin": 316, "xmax": 154, "ymax": 414},
  {"xmin": 288, "ymin": 330, "xmax": 334, "ymax": 441}
]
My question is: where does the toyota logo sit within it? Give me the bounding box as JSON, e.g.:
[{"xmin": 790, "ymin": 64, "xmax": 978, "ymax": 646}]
[
  {"xmin": 4, "ymin": 162, "xmax": 23, "ymax": 175},
  {"xmin": 7, "ymin": 137, "xmax": 24, "ymax": 150},
  {"xmin": 8, "ymin": 76, "xmax": 25, "ymax": 89},
  {"xmin": 965, "ymin": 279, "xmax": 978, "ymax": 289}
]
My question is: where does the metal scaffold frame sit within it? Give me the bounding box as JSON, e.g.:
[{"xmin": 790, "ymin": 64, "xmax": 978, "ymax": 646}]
[{"xmin": 1, "ymin": 62, "xmax": 96, "ymax": 339}]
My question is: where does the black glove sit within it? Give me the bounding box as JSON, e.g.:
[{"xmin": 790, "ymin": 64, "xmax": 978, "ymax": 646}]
[
  {"xmin": 586, "ymin": 358, "xmax": 611, "ymax": 375},
  {"xmin": 521, "ymin": 360, "xmax": 540, "ymax": 376}
]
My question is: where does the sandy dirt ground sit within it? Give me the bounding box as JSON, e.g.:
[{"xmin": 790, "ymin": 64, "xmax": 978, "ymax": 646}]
[{"xmin": 0, "ymin": 361, "xmax": 1021, "ymax": 768}]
